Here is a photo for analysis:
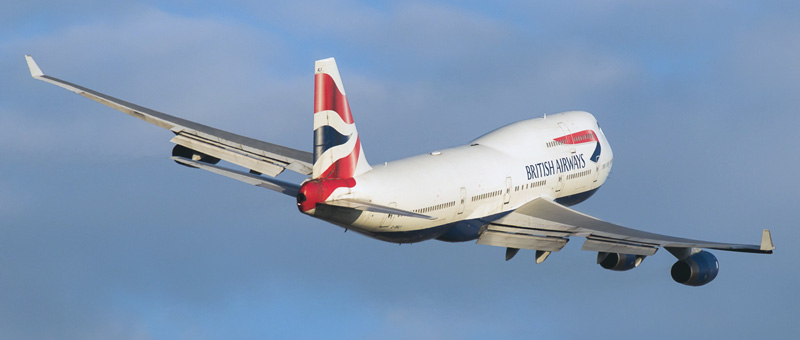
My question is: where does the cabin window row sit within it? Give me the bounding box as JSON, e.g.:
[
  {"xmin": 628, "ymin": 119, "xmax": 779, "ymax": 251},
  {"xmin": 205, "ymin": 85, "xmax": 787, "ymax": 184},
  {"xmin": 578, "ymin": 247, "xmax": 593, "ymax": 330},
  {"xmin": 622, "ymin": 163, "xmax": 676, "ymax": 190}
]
[
  {"xmin": 413, "ymin": 201, "xmax": 456, "ymax": 214},
  {"xmin": 471, "ymin": 190, "xmax": 502, "ymax": 202},
  {"xmin": 514, "ymin": 180, "xmax": 546, "ymax": 192},
  {"xmin": 566, "ymin": 169, "xmax": 592, "ymax": 180}
]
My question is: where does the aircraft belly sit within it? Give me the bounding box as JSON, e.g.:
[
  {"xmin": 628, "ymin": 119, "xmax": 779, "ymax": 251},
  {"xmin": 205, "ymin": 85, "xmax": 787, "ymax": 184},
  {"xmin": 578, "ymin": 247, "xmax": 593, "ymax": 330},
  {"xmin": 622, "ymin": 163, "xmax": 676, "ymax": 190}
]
[
  {"xmin": 554, "ymin": 187, "xmax": 600, "ymax": 207},
  {"xmin": 352, "ymin": 223, "xmax": 456, "ymax": 243}
]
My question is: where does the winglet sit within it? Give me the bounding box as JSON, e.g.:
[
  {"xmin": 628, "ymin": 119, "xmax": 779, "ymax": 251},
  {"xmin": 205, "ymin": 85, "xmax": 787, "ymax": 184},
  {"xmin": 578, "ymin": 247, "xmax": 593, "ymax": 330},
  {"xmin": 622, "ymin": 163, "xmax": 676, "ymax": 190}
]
[
  {"xmin": 25, "ymin": 55, "xmax": 44, "ymax": 78},
  {"xmin": 760, "ymin": 229, "xmax": 775, "ymax": 251}
]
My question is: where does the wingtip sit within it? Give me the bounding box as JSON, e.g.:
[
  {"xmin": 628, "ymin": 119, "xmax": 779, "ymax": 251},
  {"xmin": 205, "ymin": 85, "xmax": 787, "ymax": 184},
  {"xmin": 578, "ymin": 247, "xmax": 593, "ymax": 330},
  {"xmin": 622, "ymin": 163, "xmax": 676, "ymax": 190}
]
[
  {"xmin": 25, "ymin": 55, "xmax": 44, "ymax": 78},
  {"xmin": 761, "ymin": 229, "xmax": 774, "ymax": 251}
]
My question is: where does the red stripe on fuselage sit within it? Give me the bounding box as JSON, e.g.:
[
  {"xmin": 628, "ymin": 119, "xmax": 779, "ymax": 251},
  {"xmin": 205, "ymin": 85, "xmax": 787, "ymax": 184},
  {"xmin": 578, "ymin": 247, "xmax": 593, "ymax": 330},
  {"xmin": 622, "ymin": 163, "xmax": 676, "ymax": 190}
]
[
  {"xmin": 314, "ymin": 73, "xmax": 354, "ymax": 124},
  {"xmin": 554, "ymin": 130, "xmax": 598, "ymax": 145}
]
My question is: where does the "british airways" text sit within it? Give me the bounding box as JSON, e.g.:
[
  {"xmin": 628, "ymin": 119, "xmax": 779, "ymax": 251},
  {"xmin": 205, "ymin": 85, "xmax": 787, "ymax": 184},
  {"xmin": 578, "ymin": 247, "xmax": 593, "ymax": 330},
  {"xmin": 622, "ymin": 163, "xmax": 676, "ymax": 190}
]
[{"xmin": 525, "ymin": 154, "xmax": 586, "ymax": 180}]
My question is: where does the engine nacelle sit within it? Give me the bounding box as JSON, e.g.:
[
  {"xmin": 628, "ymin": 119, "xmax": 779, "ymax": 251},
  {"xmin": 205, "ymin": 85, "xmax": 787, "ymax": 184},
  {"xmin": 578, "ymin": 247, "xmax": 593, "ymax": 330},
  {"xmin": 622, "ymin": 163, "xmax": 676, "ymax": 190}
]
[
  {"xmin": 172, "ymin": 145, "xmax": 220, "ymax": 167},
  {"xmin": 598, "ymin": 252, "xmax": 645, "ymax": 271},
  {"xmin": 671, "ymin": 251, "xmax": 719, "ymax": 287}
]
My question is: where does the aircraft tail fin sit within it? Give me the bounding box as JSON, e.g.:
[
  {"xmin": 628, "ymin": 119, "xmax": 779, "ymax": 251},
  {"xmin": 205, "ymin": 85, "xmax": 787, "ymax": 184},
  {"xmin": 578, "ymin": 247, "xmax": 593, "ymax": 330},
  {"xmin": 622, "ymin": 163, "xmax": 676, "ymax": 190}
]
[{"xmin": 312, "ymin": 58, "xmax": 371, "ymax": 179}]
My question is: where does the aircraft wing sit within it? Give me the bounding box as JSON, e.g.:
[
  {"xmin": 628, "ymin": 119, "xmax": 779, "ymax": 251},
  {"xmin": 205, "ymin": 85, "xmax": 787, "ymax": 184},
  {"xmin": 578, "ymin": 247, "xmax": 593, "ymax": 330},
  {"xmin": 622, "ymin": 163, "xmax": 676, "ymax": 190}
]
[
  {"xmin": 480, "ymin": 197, "xmax": 774, "ymax": 257},
  {"xmin": 25, "ymin": 55, "xmax": 313, "ymax": 177}
]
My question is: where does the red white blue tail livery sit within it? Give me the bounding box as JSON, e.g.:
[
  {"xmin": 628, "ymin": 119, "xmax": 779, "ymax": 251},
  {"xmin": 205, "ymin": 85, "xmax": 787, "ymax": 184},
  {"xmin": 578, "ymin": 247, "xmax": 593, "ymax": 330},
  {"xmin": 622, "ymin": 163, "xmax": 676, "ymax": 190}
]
[{"xmin": 312, "ymin": 58, "xmax": 371, "ymax": 180}]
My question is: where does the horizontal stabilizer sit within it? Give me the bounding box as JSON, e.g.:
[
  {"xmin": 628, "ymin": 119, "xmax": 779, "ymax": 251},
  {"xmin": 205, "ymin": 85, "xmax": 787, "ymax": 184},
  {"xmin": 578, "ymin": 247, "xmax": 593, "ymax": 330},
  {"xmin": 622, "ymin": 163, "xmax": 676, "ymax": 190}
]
[
  {"xmin": 172, "ymin": 156, "xmax": 300, "ymax": 197},
  {"xmin": 322, "ymin": 199, "xmax": 436, "ymax": 220}
]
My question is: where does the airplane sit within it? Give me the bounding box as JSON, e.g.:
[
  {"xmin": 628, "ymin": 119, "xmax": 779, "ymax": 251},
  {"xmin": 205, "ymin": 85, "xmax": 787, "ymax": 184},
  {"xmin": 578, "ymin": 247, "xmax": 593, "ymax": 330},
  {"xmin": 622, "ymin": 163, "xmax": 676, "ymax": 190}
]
[{"xmin": 25, "ymin": 55, "xmax": 773, "ymax": 286}]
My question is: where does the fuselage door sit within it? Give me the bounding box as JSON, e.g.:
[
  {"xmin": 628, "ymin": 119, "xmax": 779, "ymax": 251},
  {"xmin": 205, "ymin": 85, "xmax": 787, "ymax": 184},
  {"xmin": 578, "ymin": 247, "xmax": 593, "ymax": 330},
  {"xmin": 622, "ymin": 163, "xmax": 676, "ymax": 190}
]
[
  {"xmin": 504, "ymin": 177, "xmax": 512, "ymax": 204},
  {"xmin": 558, "ymin": 122, "xmax": 576, "ymax": 154},
  {"xmin": 555, "ymin": 175, "xmax": 564, "ymax": 193},
  {"xmin": 381, "ymin": 202, "xmax": 397, "ymax": 227},
  {"xmin": 458, "ymin": 187, "xmax": 466, "ymax": 214}
]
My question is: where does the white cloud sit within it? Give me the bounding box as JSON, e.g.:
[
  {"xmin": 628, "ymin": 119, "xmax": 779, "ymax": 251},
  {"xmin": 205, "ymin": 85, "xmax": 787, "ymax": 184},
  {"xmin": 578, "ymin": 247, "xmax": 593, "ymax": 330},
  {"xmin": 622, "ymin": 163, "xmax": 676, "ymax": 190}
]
[{"xmin": 7, "ymin": 8, "xmax": 309, "ymax": 163}]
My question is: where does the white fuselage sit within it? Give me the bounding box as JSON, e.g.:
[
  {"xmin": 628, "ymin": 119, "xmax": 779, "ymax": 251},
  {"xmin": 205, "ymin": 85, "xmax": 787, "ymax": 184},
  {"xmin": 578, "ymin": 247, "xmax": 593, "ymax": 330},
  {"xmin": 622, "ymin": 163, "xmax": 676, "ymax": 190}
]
[{"xmin": 309, "ymin": 111, "xmax": 613, "ymax": 243}]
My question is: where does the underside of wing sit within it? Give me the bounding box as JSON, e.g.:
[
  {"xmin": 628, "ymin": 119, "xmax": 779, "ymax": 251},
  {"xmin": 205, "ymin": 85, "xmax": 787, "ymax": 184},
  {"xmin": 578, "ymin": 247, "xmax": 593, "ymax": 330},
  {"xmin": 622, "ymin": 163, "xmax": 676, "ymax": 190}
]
[
  {"xmin": 26, "ymin": 55, "xmax": 313, "ymax": 177},
  {"xmin": 481, "ymin": 197, "xmax": 773, "ymax": 286},
  {"xmin": 484, "ymin": 197, "xmax": 773, "ymax": 256},
  {"xmin": 172, "ymin": 156, "xmax": 300, "ymax": 196}
]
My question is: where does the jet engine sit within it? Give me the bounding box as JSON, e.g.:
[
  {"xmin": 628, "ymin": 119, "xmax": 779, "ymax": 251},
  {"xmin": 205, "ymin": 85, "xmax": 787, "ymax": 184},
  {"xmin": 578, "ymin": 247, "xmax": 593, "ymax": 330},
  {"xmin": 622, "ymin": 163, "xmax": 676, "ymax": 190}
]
[
  {"xmin": 671, "ymin": 250, "xmax": 719, "ymax": 286},
  {"xmin": 172, "ymin": 145, "xmax": 220, "ymax": 167},
  {"xmin": 597, "ymin": 252, "xmax": 645, "ymax": 271}
]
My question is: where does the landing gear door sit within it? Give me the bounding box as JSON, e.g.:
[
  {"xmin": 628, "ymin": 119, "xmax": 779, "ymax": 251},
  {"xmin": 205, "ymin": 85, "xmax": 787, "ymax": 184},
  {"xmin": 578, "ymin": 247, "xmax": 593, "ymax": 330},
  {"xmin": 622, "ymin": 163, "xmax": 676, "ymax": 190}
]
[
  {"xmin": 555, "ymin": 175, "xmax": 564, "ymax": 193},
  {"xmin": 458, "ymin": 187, "xmax": 466, "ymax": 214},
  {"xmin": 379, "ymin": 202, "xmax": 397, "ymax": 227}
]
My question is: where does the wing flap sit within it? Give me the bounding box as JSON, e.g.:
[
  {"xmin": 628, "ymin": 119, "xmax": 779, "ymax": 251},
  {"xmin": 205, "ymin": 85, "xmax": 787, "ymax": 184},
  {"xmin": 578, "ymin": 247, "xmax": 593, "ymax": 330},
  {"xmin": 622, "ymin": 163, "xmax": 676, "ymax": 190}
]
[
  {"xmin": 477, "ymin": 229, "xmax": 569, "ymax": 252},
  {"xmin": 26, "ymin": 55, "xmax": 313, "ymax": 177},
  {"xmin": 581, "ymin": 238, "xmax": 658, "ymax": 256}
]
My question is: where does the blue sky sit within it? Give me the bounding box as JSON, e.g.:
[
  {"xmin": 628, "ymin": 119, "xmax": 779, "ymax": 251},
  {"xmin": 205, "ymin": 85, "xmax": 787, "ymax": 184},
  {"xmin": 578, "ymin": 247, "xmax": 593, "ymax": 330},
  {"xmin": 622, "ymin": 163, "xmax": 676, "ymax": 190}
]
[{"xmin": 2, "ymin": 1, "xmax": 799, "ymax": 339}]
